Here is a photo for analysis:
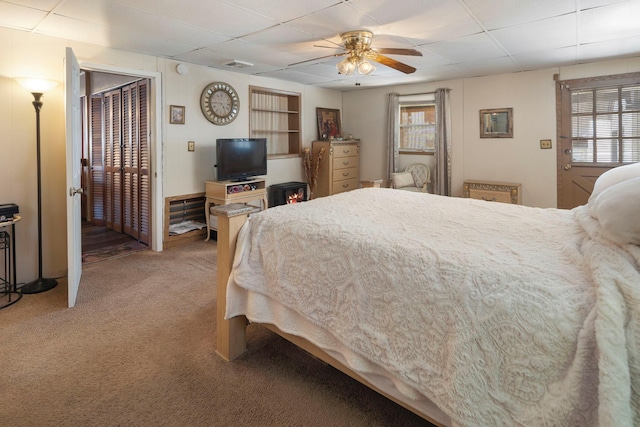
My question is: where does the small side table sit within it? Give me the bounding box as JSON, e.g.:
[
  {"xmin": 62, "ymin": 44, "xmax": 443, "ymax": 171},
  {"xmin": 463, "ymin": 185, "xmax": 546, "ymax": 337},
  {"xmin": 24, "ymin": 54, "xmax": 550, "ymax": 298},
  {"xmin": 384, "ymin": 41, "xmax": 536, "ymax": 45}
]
[
  {"xmin": 360, "ymin": 179, "xmax": 383, "ymax": 189},
  {"xmin": 1, "ymin": 215, "xmax": 21, "ymax": 309}
]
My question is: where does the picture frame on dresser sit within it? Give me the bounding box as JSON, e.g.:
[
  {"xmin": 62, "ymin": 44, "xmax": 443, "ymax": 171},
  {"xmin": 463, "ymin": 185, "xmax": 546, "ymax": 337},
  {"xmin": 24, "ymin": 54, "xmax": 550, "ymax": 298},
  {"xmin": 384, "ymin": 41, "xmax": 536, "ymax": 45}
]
[
  {"xmin": 316, "ymin": 108, "xmax": 342, "ymax": 140},
  {"xmin": 479, "ymin": 108, "xmax": 512, "ymax": 138}
]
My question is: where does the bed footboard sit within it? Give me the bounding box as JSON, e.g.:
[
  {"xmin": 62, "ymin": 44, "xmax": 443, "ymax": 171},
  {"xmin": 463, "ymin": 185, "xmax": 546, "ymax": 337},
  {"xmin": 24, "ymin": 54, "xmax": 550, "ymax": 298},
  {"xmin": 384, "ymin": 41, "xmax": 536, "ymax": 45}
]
[{"xmin": 213, "ymin": 203, "xmax": 258, "ymax": 361}]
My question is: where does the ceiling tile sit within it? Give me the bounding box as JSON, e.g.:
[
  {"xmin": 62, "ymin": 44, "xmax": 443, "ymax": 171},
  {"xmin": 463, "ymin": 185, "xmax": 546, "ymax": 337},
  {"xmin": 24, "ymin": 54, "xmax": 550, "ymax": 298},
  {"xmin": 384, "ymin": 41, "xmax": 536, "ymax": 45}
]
[
  {"xmin": 463, "ymin": 0, "xmax": 575, "ymax": 30},
  {"xmin": 224, "ymin": 0, "xmax": 341, "ymax": 24},
  {"xmin": 287, "ymin": 2, "xmax": 380, "ymax": 40},
  {"xmin": 349, "ymin": 0, "xmax": 482, "ymax": 42},
  {"xmin": 421, "ymin": 33, "xmax": 507, "ymax": 64},
  {"xmin": 579, "ymin": 35, "xmax": 640, "ymax": 62},
  {"xmin": 513, "ymin": 46, "xmax": 578, "ymax": 71},
  {"xmin": 1, "ymin": 0, "xmax": 640, "ymax": 90},
  {"xmin": 579, "ymin": 1, "xmax": 640, "ymax": 44},
  {"xmin": 112, "ymin": 0, "xmax": 278, "ymax": 37},
  {"xmin": 0, "ymin": 1, "xmax": 48, "ymax": 30},
  {"xmin": 490, "ymin": 14, "xmax": 577, "ymax": 56},
  {"xmin": 455, "ymin": 55, "xmax": 521, "ymax": 78}
]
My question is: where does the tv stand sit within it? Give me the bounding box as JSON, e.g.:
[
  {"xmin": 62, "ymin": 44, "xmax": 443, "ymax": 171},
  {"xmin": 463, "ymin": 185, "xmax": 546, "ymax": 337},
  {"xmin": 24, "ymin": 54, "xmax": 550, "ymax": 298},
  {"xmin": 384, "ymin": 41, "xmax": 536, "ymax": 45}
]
[{"xmin": 204, "ymin": 178, "xmax": 267, "ymax": 241}]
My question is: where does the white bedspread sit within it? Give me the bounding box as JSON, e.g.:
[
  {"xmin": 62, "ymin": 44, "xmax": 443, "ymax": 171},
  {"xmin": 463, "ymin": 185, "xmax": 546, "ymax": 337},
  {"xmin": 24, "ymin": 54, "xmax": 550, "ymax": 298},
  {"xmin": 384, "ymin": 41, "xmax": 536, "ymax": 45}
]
[{"xmin": 226, "ymin": 188, "xmax": 640, "ymax": 426}]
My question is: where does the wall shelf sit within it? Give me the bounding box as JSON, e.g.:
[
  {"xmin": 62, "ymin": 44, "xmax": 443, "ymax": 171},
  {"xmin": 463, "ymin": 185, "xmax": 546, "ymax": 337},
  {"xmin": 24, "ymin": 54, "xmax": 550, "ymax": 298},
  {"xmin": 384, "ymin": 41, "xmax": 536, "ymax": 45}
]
[{"xmin": 250, "ymin": 86, "xmax": 301, "ymax": 157}]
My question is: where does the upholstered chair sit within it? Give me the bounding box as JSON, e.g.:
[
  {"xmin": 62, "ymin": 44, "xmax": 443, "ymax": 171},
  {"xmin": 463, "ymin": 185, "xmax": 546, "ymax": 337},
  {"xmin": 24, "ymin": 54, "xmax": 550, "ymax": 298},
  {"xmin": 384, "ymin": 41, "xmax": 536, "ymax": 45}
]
[{"xmin": 390, "ymin": 163, "xmax": 431, "ymax": 193}]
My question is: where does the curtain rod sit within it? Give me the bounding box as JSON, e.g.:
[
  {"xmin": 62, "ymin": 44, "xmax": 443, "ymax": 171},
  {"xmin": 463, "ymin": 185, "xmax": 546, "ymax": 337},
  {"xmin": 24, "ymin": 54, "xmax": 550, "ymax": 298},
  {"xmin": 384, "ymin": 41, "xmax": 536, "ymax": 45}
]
[{"xmin": 398, "ymin": 91, "xmax": 435, "ymax": 97}]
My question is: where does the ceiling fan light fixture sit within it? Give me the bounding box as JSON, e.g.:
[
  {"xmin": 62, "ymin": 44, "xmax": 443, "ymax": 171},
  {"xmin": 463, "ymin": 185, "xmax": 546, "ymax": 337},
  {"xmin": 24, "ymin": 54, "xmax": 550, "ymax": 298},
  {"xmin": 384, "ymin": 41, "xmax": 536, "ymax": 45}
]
[
  {"xmin": 357, "ymin": 58, "xmax": 376, "ymax": 75},
  {"xmin": 336, "ymin": 57, "xmax": 356, "ymax": 76}
]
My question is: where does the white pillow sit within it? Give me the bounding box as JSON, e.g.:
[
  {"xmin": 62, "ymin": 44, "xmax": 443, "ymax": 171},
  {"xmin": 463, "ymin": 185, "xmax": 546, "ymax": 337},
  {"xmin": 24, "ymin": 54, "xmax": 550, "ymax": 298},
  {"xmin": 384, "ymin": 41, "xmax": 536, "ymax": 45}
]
[
  {"xmin": 592, "ymin": 176, "xmax": 640, "ymax": 245},
  {"xmin": 589, "ymin": 162, "xmax": 640, "ymax": 204},
  {"xmin": 392, "ymin": 172, "xmax": 415, "ymax": 188}
]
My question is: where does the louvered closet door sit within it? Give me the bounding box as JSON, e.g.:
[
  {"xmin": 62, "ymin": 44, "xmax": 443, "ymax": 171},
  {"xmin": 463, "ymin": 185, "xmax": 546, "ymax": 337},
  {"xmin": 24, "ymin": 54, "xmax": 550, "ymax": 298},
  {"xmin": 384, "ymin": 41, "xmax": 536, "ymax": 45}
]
[
  {"xmin": 122, "ymin": 84, "xmax": 137, "ymax": 238},
  {"xmin": 121, "ymin": 80, "xmax": 150, "ymax": 245},
  {"xmin": 104, "ymin": 89, "xmax": 123, "ymax": 232},
  {"xmin": 89, "ymin": 95, "xmax": 105, "ymax": 225},
  {"xmin": 138, "ymin": 81, "xmax": 150, "ymax": 245}
]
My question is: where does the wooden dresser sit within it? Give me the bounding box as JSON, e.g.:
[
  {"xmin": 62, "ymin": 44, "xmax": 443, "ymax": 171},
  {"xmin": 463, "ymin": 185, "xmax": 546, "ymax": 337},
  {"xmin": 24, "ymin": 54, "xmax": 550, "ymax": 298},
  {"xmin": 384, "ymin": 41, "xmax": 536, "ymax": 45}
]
[
  {"xmin": 463, "ymin": 180, "xmax": 522, "ymax": 204},
  {"xmin": 312, "ymin": 139, "xmax": 360, "ymax": 198}
]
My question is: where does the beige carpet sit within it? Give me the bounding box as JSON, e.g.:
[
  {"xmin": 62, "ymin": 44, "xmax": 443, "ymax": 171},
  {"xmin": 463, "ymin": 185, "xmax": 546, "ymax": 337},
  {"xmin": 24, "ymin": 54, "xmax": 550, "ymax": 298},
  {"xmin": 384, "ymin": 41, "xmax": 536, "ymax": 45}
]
[{"xmin": 0, "ymin": 240, "xmax": 432, "ymax": 427}]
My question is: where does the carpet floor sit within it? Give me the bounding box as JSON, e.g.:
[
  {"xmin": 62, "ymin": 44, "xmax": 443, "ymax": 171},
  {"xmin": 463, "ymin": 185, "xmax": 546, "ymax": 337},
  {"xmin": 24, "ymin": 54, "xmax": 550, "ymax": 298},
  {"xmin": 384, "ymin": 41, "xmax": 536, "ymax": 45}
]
[{"xmin": 0, "ymin": 240, "xmax": 433, "ymax": 427}]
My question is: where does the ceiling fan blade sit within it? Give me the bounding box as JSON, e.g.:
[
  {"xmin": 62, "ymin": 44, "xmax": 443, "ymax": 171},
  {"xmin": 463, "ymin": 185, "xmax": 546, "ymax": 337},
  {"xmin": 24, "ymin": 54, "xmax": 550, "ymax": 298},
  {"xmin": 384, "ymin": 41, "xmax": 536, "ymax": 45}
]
[
  {"xmin": 368, "ymin": 52, "xmax": 417, "ymax": 74},
  {"xmin": 374, "ymin": 47, "xmax": 422, "ymax": 57},
  {"xmin": 288, "ymin": 53, "xmax": 345, "ymax": 67},
  {"xmin": 312, "ymin": 45, "xmax": 343, "ymax": 50}
]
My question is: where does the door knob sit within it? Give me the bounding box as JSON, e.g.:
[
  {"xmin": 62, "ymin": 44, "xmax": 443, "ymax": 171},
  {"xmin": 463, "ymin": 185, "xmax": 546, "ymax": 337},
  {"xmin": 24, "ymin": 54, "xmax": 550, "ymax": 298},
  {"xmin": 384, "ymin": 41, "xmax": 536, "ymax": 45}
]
[
  {"xmin": 563, "ymin": 164, "xmax": 572, "ymax": 171},
  {"xmin": 69, "ymin": 187, "xmax": 84, "ymax": 197}
]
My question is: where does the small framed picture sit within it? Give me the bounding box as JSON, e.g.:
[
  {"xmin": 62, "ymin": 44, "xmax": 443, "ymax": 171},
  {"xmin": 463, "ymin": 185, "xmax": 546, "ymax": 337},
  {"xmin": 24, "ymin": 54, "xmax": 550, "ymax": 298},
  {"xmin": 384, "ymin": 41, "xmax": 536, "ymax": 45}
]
[
  {"xmin": 170, "ymin": 105, "xmax": 185, "ymax": 124},
  {"xmin": 479, "ymin": 108, "xmax": 513, "ymax": 138},
  {"xmin": 316, "ymin": 107, "xmax": 342, "ymax": 140}
]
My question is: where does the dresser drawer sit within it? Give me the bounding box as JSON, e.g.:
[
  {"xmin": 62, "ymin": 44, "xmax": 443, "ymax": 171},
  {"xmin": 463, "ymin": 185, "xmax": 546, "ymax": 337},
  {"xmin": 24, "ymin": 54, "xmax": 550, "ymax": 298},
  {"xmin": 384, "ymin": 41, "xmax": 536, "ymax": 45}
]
[
  {"xmin": 332, "ymin": 178, "xmax": 359, "ymax": 194},
  {"xmin": 332, "ymin": 156, "xmax": 358, "ymax": 170},
  {"xmin": 332, "ymin": 167, "xmax": 358, "ymax": 182},
  {"xmin": 463, "ymin": 181, "xmax": 522, "ymax": 204},
  {"xmin": 333, "ymin": 144, "xmax": 358, "ymax": 158},
  {"xmin": 468, "ymin": 188, "xmax": 512, "ymax": 203}
]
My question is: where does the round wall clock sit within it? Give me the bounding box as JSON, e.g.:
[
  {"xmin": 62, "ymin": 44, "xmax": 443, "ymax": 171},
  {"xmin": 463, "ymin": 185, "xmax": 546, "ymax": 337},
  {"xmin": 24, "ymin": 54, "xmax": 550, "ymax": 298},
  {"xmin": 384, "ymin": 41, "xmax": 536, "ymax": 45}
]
[{"xmin": 200, "ymin": 82, "xmax": 240, "ymax": 125}]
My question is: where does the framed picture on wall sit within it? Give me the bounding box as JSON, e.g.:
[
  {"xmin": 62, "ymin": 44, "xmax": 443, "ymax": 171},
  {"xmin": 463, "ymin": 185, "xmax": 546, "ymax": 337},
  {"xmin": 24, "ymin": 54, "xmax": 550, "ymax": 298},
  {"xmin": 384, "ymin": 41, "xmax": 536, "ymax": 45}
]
[
  {"xmin": 316, "ymin": 108, "xmax": 342, "ymax": 140},
  {"xmin": 170, "ymin": 105, "xmax": 185, "ymax": 124},
  {"xmin": 479, "ymin": 108, "xmax": 513, "ymax": 138}
]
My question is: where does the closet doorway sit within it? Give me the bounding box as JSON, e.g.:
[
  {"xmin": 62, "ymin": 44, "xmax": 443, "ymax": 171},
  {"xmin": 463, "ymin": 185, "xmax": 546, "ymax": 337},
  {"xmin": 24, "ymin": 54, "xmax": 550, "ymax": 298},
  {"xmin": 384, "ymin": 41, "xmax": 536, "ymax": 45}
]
[{"xmin": 80, "ymin": 71, "xmax": 151, "ymax": 263}]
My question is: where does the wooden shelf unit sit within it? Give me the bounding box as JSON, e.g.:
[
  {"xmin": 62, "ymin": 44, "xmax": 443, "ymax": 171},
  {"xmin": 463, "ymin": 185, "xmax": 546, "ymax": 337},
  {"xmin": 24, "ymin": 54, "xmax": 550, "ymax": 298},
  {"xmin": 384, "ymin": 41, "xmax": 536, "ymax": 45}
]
[
  {"xmin": 163, "ymin": 192, "xmax": 207, "ymax": 249},
  {"xmin": 204, "ymin": 178, "xmax": 268, "ymax": 241},
  {"xmin": 249, "ymin": 86, "xmax": 301, "ymax": 157}
]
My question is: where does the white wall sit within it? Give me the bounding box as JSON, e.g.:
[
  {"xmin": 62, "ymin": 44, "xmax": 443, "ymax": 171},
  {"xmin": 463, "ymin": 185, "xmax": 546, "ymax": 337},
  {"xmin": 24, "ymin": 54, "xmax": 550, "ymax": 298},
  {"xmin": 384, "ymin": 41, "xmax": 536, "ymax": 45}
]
[
  {"xmin": 2, "ymin": 24, "xmax": 640, "ymax": 286},
  {"xmin": 343, "ymin": 59, "xmax": 640, "ymax": 207},
  {"xmin": 161, "ymin": 62, "xmax": 342, "ymax": 193},
  {"xmin": 0, "ymin": 28, "xmax": 342, "ymax": 284}
]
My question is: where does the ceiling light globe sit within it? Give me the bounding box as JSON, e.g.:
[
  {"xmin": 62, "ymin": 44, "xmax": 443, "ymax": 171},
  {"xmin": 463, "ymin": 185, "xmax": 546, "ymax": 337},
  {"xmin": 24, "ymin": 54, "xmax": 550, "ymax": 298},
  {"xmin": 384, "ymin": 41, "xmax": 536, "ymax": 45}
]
[
  {"xmin": 336, "ymin": 58, "xmax": 356, "ymax": 76},
  {"xmin": 357, "ymin": 60, "xmax": 376, "ymax": 75}
]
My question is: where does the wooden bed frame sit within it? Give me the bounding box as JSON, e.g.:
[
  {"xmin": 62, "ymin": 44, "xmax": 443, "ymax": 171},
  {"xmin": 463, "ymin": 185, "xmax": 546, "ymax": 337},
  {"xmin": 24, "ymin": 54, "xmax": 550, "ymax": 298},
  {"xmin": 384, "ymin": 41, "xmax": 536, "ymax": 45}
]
[{"xmin": 214, "ymin": 204, "xmax": 448, "ymax": 427}]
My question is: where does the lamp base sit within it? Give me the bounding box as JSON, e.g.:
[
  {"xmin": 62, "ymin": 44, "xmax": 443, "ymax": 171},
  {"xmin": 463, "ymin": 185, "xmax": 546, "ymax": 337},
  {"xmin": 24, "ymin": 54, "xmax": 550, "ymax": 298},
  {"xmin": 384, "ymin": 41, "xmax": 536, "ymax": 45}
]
[{"xmin": 21, "ymin": 277, "xmax": 58, "ymax": 294}]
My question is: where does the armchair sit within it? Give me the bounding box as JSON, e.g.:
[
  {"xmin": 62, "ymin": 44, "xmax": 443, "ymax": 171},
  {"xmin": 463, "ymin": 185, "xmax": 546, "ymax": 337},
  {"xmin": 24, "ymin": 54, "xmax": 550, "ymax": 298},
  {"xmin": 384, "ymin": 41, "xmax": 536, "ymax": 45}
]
[{"xmin": 390, "ymin": 163, "xmax": 431, "ymax": 193}]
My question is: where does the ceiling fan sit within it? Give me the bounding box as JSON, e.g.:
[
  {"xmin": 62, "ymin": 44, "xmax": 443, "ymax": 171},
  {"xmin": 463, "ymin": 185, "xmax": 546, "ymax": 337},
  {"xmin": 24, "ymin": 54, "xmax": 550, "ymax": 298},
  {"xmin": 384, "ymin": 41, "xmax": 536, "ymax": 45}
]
[{"xmin": 290, "ymin": 30, "xmax": 422, "ymax": 76}]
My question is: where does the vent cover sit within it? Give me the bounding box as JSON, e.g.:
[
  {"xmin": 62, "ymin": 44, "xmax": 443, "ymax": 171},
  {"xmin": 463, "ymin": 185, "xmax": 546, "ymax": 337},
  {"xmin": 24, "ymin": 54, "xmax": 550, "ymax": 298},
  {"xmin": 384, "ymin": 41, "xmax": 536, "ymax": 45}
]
[{"xmin": 223, "ymin": 60, "xmax": 254, "ymax": 69}]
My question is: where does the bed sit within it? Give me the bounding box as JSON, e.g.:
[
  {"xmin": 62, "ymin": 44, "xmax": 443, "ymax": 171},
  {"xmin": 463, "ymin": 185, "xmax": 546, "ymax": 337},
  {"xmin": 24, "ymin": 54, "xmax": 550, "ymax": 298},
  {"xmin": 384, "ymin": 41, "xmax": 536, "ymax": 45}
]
[{"xmin": 215, "ymin": 163, "xmax": 640, "ymax": 427}]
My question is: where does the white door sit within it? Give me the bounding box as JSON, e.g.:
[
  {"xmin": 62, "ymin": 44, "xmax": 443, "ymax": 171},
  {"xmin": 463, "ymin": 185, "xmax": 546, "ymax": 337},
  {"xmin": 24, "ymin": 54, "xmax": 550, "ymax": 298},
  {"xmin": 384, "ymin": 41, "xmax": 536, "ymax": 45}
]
[{"xmin": 65, "ymin": 47, "xmax": 82, "ymax": 307}]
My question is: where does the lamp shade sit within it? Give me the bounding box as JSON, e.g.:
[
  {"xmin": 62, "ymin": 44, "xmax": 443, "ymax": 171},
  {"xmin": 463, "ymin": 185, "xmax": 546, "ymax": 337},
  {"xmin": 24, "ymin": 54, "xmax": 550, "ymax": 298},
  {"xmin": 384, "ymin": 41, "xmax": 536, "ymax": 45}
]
[
  {"xmin": 357, "ymin": 59, "xmax": 376, "ymax": 75},
  {"xmin": 336, "ymin": 57, "xmax": 356, "ymax": 76},
  {"xmin": 16, "ymin": 78, "xmax": 58, "ymax": 94}
]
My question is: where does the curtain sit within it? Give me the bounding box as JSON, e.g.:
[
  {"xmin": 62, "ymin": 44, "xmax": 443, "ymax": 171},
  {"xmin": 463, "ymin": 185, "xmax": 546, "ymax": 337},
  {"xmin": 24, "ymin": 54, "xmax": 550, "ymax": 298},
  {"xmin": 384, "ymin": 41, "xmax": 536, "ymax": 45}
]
[
  {"xmin": 386, "ymin": 92, "xmax": 400, "ymax": 186},
  {"xmin": 434, "ymin": 88, "xmax": 452, "ymax": 196}
]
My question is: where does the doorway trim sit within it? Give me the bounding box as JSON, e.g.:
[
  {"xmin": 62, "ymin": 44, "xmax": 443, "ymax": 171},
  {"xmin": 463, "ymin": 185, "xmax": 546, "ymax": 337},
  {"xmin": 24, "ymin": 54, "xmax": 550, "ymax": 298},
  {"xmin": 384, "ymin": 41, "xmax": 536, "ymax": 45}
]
[{"xmin": 79, "ymin": 61, "xmax": 163, "ymax": 252}]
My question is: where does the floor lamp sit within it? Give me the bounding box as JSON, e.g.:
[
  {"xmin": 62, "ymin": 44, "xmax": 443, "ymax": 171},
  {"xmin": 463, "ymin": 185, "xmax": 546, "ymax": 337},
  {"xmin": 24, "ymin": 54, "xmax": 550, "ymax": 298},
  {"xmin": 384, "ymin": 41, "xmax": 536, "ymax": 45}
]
[{"xmin": 16, "ymin": 78, "xmax": 59, "ymax": 294}]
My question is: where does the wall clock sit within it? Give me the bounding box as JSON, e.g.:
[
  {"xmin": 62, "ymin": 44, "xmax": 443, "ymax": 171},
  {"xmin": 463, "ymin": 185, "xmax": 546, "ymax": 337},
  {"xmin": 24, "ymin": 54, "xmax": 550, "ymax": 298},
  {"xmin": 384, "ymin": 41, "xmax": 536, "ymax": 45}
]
[{"xmin": 200, "ymin": 82, "xmax": 240, "ymax": 125}]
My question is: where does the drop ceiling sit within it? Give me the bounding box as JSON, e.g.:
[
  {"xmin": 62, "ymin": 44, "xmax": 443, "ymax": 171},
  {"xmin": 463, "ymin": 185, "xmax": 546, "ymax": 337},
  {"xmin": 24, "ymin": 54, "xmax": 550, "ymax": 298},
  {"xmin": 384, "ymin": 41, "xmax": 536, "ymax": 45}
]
[{"xmin": 2, "ymin": 0, "xmax": 640, "ymax": 90}]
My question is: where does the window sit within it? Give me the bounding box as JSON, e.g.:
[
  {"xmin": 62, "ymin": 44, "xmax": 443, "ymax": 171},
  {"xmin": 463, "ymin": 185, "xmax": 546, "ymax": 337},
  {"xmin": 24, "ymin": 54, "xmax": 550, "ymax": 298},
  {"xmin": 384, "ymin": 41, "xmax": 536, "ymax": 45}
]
[
  {"xmin": 570, "ymin": 83, "xmax": 640, "ymax": 164},
  {"xmin": 399, "ymin": 101, "xmax": 436, "ymax": 153}
]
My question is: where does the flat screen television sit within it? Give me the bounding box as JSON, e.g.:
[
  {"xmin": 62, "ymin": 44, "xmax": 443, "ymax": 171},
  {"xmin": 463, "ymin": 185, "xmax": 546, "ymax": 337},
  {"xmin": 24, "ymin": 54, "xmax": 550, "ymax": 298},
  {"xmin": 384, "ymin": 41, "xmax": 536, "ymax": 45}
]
[{"xmin": 215, "ymin": 138, "xmax": 267, "ymax": 182}]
